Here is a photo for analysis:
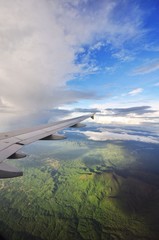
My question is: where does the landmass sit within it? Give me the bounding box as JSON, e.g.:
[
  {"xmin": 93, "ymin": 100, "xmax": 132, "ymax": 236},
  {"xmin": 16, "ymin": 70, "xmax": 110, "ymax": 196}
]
[{"xmin": 0, "ymin": 140, "xmax": 159, "ymax": 240}]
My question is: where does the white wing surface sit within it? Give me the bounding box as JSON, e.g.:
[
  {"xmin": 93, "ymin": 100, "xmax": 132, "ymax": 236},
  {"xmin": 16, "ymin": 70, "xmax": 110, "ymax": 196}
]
[{"xmin": 0, "ymin": 113, "xmax": 94, "ymax": 178}]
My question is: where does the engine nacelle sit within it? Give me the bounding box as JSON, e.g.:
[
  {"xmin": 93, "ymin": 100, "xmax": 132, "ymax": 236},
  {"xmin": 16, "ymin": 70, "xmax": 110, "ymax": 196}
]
[
  {"xmin": 70, "ymin": 123, "xmax": 86, "ymax": 128},
  {"xmin": 40, "ymin": 134, "xmax": 66, "ymax": 140},
  {"xmin": 0, "ymin": 162, "xmax": 23, "ymax": 178},
  {"xmin": 8, "ymin": 152, "xmax": 27, "ymax": 159}
]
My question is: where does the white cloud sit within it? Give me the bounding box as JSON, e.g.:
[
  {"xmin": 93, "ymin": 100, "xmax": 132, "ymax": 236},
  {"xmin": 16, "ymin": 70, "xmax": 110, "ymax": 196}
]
[
  {"xmin": 112, "ymin": 49, "xmax": 134, "ymax": 62},
  {"xmin": 128, "ymin": 88, "xmax": 143, "ymax": 96},
  {"xmin": 53, "ymin": 0, "xmax": 143, "ymax": 47},
  {"xmin": 90, "ymin": 41, "xmax": 105, "ymax": 51},
  {"xmin": 90, "ymin": 113, "xmax": 143, "ymax": 125},
  {"xmin": 82, "ymin": 130, "xmax": 159, "ymax": 144},
  {"xmin": 0, "ymin": 0, "xmax": 144, "ymax": 127},
  {"xmin": 134, "ymin": 60, "xmax": 159, "ymax": 74},
  {"xmin": 88, "ymin": 103, "xmax": 159, "ymax": 126}
]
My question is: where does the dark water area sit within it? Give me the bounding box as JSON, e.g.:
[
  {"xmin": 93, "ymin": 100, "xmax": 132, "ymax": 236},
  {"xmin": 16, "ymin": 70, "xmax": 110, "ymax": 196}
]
[{"xmin": 0, "ymin": 135, "xmax": 159, "ymax": 240}]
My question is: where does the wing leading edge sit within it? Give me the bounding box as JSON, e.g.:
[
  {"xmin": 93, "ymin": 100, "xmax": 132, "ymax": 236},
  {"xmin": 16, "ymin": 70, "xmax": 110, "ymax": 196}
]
[{"xmin": 0, "ymin": 113, "xmax": 94, "ymax": 178}]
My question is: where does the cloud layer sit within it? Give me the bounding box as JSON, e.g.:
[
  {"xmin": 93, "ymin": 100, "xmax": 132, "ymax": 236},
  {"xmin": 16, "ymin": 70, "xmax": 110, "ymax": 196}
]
[
  {"xmin": 82, "ymin": 129, "xmax": 159, "ymax": 144},
  {"xmin": 0, "ymin": 0, "xmax": 144, "ymax": 126},
  {"xmin": 105, "ymin": 106, "xmax": 156, "ymax": 116}
]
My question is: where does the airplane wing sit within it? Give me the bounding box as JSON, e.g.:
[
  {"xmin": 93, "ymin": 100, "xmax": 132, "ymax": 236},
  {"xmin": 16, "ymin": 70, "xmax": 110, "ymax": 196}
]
[{"xmin": 0, "ymin": 113, "xmax": 94, "ymax": 179}]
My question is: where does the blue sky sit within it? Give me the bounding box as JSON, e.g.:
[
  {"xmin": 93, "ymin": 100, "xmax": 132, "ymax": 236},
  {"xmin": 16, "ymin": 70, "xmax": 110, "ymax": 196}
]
[
  {"xmin": 68, "ymin": 0, "xmax": 159, "ymax": 105},
  {"xmin": 0, "ymin": 0, "xmax": 159, "ymax": 128},
  {"xmin": 65, "ymin": 0, "xmax": 159, "ymax": 126}
]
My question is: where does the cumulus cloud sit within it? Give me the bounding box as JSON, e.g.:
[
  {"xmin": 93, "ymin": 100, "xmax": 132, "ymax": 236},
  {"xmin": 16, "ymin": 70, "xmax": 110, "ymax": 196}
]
[{"xmin": 0, "ymin": 0, "xmax": 144, "ymax": 127}]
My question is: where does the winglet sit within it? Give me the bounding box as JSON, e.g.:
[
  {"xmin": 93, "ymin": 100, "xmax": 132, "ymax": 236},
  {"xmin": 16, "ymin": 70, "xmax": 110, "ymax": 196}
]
[
  {"xmin": 91, "ymin": 113, "xmax": 95, "ymax": 119},
  {"xmin": 0, "ymin": 162, "xmax": 23, "ymax": 178}
]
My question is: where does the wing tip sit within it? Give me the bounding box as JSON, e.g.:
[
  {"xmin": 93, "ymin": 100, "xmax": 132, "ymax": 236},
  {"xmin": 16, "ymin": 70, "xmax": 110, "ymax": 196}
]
[{"xmin": 91, "ymin": 113, "xmax": 95, "ymax": 119}]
